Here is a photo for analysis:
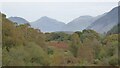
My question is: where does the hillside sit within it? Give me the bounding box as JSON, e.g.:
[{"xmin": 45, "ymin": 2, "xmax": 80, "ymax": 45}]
[
  {"xmin": 107, "ymin": 24, "xmax": 120, "ymax": 35},
  {"xmin": 62, "ymin": 16, "xmax": 95, "ymax": 31},
  {"xmin": 30, "ymin": 15, "xmax": 104, "ymax": 32},
  {"xmin": 8, "ymin": 17, "xmax": 29, "ymax": 24},
  {"xmin": 30, "ymin": 16, "xmax": 65, "ymax": 32},
  {"xmin": 62, "ymin": 14, "xmax": 106, "ymax": 32},
  {"xmin": 2, "ymin": 13, "xmax": 119, "ymax": 66},
  {"xmin": 87, "ymin": 6, "xmax": 119, "ymax": 33}
]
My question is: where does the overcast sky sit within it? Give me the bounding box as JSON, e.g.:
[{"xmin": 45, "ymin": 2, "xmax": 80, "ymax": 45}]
[
  {"xmin": 0, "ymin": 0, "xmax": 119, "ymax": 2},
  {"xmin": 1, "ymin": 2, "xmax": 118, "ymax": 23}
]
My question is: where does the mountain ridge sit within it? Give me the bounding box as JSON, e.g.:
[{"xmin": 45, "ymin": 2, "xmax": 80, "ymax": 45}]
[
  {"xmin": 7, "ymin": 6, "xmax": 118, "ymax": 33},
  {"xmin": 8, "ymin": 17, "xmax": 29, "ymax": 24},
  {"xmin": 30, "ymin": 16, "xmax": 65, "ymax": 32},
  {"xmin": 87, "ymin": 6, "xmax": 119, "ymax": 33}
]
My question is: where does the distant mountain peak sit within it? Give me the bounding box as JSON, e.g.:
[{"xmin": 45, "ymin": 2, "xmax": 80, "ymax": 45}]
[
  {"xmin": 72, "ymin": 15, "xmax": 93, "ymax": 21},
  {"xmin": 61, "ymin": 15, "xmax": 98, "ymax": 32},
  {"xmin": 8, "ymin": 17, "xmax": 29, "ymax": 24},
  {"xmin": 30, "ymin": 16, "xmax": 65, "ymax": 32},
  {"xmin": 37, "ymin": 16, "xmax": 56, "ymax": 21},
  {"xmin": 35, "ymin": 16, "xmax": 65, "ymax": 24},
  {"xmin": 41, "ymin": 16, "xmax": 50, "ymax": 19}
]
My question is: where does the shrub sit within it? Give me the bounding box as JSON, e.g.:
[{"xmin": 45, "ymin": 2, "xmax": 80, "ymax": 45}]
[{"xmin": 109, "ymin": 56, "xmax": 118, "ymax": 66}]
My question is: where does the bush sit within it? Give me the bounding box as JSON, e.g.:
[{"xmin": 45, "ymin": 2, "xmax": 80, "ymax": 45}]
[
  {"xmin": 2, "ymin": 42, "xmax": 50, "ymax": 66},
  {"xmin": 109, "ymin": 56, "xmax": 118, "ymax": 66}
]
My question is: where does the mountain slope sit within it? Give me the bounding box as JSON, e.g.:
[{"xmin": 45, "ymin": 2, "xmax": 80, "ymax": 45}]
[
  {"xmin": 62, "ymin": 14, "xmax": 106, "ymax": 32},
  {"xmin": 107, "ymin": 24, "xmax": 120, "ymax": 35},
  {"xmin": 62, "ymin": 16, "xmax": 95, "ymax": 31},
  {"xmin": 8, "ymin": 17, "xmax": 29, "ymax": 24},
  {"xmin": 30, "ymin": 16, "xmax": 65, "ymax": 32},
  {"xmin": 30, "ymin": 14, "xmax": 105, "ymax": 32},
  {"xmin": 87, "ymin": 6, "xmax": 119, "ymax": 33}
]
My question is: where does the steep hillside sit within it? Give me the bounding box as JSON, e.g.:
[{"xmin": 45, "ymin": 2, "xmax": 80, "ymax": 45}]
[
  {"xmin": 8, "ymin": 17, "xmax": 29, "ymax": 24},
  {"xmin": 30, "ymin": 16, "xmax": 65, "ymax": 32},
  {"xmin": 107, "ymin": 24, "xmax": 120, "ymax": 35},
  {"xmin": 87, "ymin": 6, "xmax": 119, "ymax": 33}
]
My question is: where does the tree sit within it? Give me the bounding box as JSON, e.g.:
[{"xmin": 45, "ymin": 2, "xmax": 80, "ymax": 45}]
[{"xmin": 70, "ymin": 33, "xmax": 82, "ymax": 57}]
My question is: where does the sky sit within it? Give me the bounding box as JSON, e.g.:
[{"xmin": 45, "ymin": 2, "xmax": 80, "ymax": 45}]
[
  {"xmin": 0, "ymin": 2, "xmax": 118, "ymax": 23},
  {"xmin": 0, "ymin": 0, "xmax": 119, "ymax": 2}
]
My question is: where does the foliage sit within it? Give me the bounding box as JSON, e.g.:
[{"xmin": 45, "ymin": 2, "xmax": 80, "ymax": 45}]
[
  {"xmin": 108, "ymin": 56, "xmax": 118, "ymax": 66},
  {"xmin": 69, "ymin": 33, "xmax": 82, "ymax": 57},
  {"xmin": 3, "ymin": 42, "xmax": 49, "ymax": 66},
  {"xmin": 2, "ymin": 13, "xmax": 119, "ymax": 66},
  {"xmin": 45, "ymin": 32, "xmax": 70, "ymax": 42},
  {"xmin": 107, "ymin": 24, "xmax": 120, "ymax": 35}
]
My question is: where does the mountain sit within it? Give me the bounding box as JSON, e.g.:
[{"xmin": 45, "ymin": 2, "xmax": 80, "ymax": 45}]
[
  {"xmin": 8, "ymin": 6, "xmax": 118, "ymax": 33},
  {"xmin": 30, "ymin": 16, "xmax": 65, "ymax": 32},
  {"xmin": 30, "ymin": 14, "xmax": 105, "ymax": 32},
  {"xmin": 107, "ymin": 24, "xmax": 120, "ymax": 35},
  {"xmin": 63, "ymin": 16, "xmax": 94, "ymax": 31},
  {"xmin": 62, "ymin": 15, "xmax": 104, "ymax": 32},
  {"xmin": 87, "ymin": 6, "xmax": 119, "ymax": 33},
  {"xmin": 8, "ymin": 17, "xmax": 29, "ymax": 24}
]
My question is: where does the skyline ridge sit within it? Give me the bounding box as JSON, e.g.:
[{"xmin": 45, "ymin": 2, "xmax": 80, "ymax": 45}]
[{"xmin": 1, "ymin": 2, "xmax": 117, "ymax": 23}]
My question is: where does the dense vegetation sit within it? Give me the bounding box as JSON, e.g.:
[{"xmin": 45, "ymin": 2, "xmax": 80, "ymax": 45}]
[
  {"xmin": 2, "ymin": 13, "xmax": 119, "ymax": 66},
  {"xmin": 107, "ymin": 23, "xmax": 120, "ymax": 35}
]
